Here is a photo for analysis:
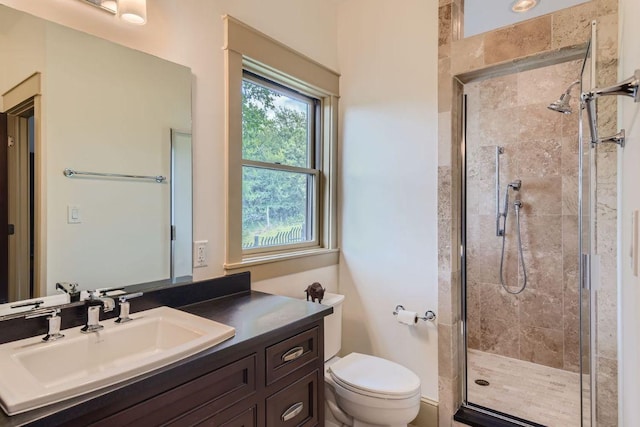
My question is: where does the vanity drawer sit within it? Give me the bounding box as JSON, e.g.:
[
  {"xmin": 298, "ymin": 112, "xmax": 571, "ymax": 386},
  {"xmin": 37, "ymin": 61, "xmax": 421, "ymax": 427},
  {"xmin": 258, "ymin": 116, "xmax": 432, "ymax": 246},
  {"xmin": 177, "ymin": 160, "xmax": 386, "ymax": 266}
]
[
  {"xmin": 214, "ymin": 404, "xmax": 257, "ymax": 427},
  {"xmin": 266, "ymin": 327, "xmax": 318, "ymax": 385},
  {"xmin": 93, "ymin": 354, "xmax": 256, "ymax": 426},
  {"xmin": 266, "ymin": 370, "xmax": 319, "ymax": 427},
  {"xmin": 189, "ymin": 403, "xmax": 257, "ymax": 427}
]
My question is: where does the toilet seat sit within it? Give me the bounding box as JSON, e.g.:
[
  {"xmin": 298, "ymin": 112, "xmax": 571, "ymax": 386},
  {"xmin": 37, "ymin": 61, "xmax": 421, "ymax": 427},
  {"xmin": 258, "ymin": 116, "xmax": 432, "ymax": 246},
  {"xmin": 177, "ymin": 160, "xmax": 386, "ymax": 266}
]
[{"xmin": 328, "ymin": 353, "xmax": 421, "ymax": 400}]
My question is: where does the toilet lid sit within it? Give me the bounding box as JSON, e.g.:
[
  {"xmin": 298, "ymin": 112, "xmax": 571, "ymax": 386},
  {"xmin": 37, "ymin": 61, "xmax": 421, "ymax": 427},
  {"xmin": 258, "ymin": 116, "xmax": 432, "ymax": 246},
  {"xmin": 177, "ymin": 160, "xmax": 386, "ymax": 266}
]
[{"xmin": 328, "ymin": 353, "xmax": 421, "ymax": 399}]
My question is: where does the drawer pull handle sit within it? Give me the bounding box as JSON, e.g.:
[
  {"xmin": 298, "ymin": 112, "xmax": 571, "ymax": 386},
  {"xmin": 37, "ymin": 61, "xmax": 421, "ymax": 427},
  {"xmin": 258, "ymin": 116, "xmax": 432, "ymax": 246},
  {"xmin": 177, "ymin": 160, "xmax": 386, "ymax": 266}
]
[
  {"xmin": 281, "ymin": 402, "xmax": 304, "ymax": 422},
  {"xmin": 282, "ymin": 346, "xmax": 304, "ymax": 362}
]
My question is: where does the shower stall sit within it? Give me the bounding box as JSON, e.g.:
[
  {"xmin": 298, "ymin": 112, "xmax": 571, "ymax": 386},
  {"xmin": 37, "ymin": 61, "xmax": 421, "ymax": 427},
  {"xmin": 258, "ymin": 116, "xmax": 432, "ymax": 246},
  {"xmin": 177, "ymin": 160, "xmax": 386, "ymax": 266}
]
[{"xmin": 458, "ymin": 22, "xmax": 629, "ymax": 425}]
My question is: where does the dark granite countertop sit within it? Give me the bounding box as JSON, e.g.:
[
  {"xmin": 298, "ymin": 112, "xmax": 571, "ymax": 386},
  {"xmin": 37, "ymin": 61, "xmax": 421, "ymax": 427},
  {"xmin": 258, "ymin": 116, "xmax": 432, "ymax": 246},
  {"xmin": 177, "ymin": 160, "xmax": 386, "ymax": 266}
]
[{"xmin": 0, "ymin": 289, "xmax": 332, "ymax": 426}]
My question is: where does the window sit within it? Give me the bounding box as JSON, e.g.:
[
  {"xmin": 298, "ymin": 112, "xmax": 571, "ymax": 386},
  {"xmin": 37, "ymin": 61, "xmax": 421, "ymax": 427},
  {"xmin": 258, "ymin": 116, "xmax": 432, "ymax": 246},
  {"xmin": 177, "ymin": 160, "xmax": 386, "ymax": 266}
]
[
  {"xmin": 241, "ymin": 73, "xmax": 319, "ymax": 252},
  {"xmin": 223, "ymin": 16, "xmax": 339, "ymax": 279}
]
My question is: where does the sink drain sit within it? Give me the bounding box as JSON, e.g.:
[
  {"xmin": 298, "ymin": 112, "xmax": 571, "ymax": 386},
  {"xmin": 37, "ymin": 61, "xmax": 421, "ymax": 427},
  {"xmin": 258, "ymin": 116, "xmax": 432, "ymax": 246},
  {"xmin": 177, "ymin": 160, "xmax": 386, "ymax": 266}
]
[{"xmin": 474, "ymin": 379, "xmax": 490, "ymax": 387}]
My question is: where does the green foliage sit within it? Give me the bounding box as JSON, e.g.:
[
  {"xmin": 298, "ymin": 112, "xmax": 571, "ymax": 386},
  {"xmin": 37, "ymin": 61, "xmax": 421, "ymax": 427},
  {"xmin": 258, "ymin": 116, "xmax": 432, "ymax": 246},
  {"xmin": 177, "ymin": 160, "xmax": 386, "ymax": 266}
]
[{"xmin": 241, "ymin": 79, "xmax": 313, "ymax": 246}]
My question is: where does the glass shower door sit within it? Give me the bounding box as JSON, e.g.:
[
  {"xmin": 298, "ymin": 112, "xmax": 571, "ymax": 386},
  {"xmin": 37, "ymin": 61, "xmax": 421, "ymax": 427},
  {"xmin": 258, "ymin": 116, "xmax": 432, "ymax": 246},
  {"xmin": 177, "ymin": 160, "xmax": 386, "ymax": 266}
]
[
  {"xmin": 461, "ymin": 39, "xmax": 597, "ymax": 427},
  {"xmin": 578, "ymin": 25, "xmax": 595, "ymax": 427}
]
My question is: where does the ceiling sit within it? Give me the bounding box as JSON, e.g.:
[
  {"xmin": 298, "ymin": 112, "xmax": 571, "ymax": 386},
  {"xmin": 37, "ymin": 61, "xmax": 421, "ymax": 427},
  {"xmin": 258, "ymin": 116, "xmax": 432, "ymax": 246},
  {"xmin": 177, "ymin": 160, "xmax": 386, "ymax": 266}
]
[{"xmin": 464, "ymin": 0, "xmax": 591, "ymax": 37}]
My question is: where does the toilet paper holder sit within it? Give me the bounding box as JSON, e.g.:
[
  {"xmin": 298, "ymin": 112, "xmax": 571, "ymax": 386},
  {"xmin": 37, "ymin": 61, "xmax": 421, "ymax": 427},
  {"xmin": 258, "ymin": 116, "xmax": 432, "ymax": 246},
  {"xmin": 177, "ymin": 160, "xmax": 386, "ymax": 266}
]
[{"xmin": 393, "ymin": 305, "xmax": 436, "ymax": 322}]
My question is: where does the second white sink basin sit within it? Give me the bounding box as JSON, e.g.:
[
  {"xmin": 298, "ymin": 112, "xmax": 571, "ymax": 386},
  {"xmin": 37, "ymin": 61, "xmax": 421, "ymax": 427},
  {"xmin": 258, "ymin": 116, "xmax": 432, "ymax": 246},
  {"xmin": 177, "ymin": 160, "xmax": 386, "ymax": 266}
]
[{"xmin": 0, "ymin": 306, "xmax": 235, "ymax": 415}]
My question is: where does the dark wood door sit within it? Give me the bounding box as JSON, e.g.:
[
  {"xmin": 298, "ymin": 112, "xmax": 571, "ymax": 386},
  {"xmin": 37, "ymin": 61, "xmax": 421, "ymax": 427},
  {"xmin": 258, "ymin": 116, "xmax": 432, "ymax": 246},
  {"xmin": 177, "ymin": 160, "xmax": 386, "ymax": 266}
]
[{"xmin": 0, "ymin": 113, "xmax": 7, "ymax": 303}]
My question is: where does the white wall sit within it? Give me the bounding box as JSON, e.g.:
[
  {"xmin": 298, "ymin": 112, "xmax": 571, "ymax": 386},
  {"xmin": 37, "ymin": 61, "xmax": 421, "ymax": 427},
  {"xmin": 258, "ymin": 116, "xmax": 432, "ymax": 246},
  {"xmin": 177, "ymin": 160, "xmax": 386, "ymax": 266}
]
[
  {"xmin": 336, "ymin": 0, "xmax": 439, "ymax": 399},
  {"xmin": 0, "ymin": 0, "xmax": 340, "ymax": 295},
  {"xmin": 0, "ymin": 6, "xmax": 45, "ymax": 103},
  {"xmin": 618, "ymin": 0, "xmax": 640, "ymax": 424}
]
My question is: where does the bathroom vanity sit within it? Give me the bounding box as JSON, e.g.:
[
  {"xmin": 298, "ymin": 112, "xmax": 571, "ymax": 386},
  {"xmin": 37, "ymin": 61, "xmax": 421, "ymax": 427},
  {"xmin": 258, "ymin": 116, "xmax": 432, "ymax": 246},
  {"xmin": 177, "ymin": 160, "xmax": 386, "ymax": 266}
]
[{"xmin": 0, "ymin": 274, "xmax": 331, "ymax": 426}]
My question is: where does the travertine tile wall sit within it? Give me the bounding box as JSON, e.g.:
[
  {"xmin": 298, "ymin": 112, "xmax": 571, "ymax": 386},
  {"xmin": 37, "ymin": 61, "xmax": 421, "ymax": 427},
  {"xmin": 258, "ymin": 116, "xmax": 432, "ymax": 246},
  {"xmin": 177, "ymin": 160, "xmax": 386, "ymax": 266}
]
[
  {"xmin": 464, "ymin": 60, "xmax": 582, "ymax": 372},
  {"xmin": 437, "ymin": 1, "xmax": 619, "ymax": 426}
]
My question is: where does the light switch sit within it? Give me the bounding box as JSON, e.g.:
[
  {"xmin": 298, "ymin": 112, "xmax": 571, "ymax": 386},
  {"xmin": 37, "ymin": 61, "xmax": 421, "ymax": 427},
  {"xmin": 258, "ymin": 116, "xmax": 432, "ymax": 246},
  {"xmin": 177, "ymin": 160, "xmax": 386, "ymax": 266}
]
[{"xmin": 67, "ymin": 205, "xmax": 81, "ymax": 224}]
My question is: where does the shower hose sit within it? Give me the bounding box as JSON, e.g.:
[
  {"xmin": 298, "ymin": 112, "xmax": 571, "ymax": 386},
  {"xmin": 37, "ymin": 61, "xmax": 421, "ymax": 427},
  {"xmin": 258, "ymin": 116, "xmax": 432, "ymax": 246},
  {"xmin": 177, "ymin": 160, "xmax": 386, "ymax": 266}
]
[{"xmin": 499, "ymin": 201, "xmax": 527, "ymax": 294}]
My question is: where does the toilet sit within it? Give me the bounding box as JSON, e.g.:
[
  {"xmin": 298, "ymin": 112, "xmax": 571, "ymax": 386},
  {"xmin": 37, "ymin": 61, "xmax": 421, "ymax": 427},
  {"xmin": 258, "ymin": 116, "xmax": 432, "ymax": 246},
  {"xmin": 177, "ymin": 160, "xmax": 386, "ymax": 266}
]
[{"xmin": 319, "ymin": 292, "xmax": 421, "ymax": 427}]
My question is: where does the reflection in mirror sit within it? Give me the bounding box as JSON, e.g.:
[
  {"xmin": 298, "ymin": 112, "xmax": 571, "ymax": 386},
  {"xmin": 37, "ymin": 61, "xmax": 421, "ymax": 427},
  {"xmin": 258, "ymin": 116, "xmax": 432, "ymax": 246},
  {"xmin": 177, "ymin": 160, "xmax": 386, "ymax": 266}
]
[
  {"xmin": 0, "ymin": 4, "xmax": 192, "ymax": 310},
  {"xmin": 463, "ymin": 0, "xmax": 591, "ymax": 38},
  {"xmin": 170, "ymin": 129, "xmax": 193, "ymax": 282}
]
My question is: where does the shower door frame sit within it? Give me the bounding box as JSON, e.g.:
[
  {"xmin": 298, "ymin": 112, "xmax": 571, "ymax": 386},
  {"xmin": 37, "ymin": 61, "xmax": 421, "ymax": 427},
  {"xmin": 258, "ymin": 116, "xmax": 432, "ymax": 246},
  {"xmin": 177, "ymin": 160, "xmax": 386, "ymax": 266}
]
[{"xmin": 456, "ymin": 48, "xmax": 596, "ymax": 427}]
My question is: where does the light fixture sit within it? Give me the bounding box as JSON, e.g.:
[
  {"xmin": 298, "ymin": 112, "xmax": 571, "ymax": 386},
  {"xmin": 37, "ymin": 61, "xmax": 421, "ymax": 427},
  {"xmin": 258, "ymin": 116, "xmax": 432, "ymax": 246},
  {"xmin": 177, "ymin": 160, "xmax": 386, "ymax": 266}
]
[
  {"xmin": 79, "ymin": 0, "xmax": 117, "ymax": 14},
  {"xmin": 511, "ymin": 0, "xmax": 538, "ymax": 13},
  {"xmin": 76, "ymin": 0, "xmax": 147, "ymax": 25},
  {"xmin": 119, "ymin": 0, "xmax": 147, "ymax": 25},
  {"xmin": 100, "ymin": 0, "xmax": 117, "ymax": 12}
]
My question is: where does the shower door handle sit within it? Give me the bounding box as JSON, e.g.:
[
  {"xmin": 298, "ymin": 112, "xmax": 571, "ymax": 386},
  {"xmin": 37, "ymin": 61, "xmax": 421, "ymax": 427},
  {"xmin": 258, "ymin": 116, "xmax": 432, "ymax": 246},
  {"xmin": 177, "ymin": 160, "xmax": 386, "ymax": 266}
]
[{"xmin": 581, "ymin": 253, "xmax": 591, "ymax": 290}]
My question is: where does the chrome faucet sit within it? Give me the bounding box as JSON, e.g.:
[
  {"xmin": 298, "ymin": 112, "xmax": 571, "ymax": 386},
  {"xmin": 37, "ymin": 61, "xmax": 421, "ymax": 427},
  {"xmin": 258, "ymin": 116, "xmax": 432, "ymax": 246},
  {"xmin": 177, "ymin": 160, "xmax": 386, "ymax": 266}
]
[
  {"xmin": 115, "ymin": 292, "xmax": 144, "ymax": 324},
  {"xmin": 25, "ymin": 308, "xmax": 64, "ymax": 342},
  {"xmin": 81, "ymin": 290, "xmax": 115, "ymax": 333}
]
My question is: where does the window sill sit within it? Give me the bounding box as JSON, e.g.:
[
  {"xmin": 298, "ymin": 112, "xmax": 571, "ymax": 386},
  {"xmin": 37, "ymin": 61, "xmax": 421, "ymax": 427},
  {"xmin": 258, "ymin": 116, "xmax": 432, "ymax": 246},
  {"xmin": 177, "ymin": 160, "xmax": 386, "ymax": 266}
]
[{"xmin": 224, "ymin": 248, "xmax": 339, "ymax": 281}]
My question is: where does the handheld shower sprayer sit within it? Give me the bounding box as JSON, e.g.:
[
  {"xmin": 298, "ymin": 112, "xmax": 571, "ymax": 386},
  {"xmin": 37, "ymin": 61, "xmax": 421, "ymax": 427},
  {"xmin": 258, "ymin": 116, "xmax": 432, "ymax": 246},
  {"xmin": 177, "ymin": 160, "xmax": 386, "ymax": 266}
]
[
  {"xmin": 502, "ymin": 180, "xmax": 522, "ymax": 218},
  {"xmin": 499, "ymin": 181, "xmax": 527, "ymax": 295},
  {"xmin": 494, "ymin": 148, "xmax": 527, "ymax": 294}
]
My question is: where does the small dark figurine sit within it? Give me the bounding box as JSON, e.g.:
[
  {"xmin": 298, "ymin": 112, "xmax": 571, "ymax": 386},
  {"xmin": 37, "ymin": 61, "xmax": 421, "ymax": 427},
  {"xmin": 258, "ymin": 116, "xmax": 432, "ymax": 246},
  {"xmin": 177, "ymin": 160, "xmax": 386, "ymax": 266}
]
[{"xmin": 305, "ymin": 282, "xmax": 325, "ymax": 303}]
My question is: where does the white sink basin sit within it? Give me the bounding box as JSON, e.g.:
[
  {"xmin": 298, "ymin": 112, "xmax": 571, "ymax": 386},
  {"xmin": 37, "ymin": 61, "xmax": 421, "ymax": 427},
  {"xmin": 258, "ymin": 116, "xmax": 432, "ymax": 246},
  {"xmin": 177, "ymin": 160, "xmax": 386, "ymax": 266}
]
[{"xmin": 0, "ymin": 306, "xmax": 235, "ymax": 415}]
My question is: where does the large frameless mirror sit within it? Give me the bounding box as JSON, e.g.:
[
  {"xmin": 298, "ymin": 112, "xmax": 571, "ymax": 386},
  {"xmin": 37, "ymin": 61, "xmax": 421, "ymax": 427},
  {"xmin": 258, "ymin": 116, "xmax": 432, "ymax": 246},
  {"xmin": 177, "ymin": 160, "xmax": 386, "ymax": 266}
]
[{"xmin": 0, "ymin": 4, "xmax": 193, "ymax": 313}]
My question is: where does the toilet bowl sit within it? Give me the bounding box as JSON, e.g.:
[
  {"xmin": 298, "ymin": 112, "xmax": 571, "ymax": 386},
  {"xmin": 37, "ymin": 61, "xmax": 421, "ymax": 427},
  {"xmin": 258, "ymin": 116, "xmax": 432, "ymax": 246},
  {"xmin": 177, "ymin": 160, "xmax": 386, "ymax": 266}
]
[{"xmin": 317, "ymin": 293, "xmax": 421, "ymax": 427}]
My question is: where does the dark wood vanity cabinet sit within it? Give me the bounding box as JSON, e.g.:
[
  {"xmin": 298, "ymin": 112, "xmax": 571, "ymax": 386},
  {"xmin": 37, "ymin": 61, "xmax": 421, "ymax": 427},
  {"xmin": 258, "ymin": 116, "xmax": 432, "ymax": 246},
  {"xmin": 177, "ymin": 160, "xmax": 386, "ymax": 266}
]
[{"xmin": 89, "ymin": 321, "xmax": 323, "ymax": 427}]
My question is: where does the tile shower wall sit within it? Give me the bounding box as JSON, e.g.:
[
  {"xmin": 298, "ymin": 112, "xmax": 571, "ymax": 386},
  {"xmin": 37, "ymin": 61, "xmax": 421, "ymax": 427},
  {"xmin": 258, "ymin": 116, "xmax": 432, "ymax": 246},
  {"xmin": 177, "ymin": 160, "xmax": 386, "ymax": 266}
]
[
  {"xmin": 437, "ymin": 0, "xmax": 619, "ymax": 426},
  {"xmin": 464, "ymin": 60, "xmax": 582, "ymax": 372}
]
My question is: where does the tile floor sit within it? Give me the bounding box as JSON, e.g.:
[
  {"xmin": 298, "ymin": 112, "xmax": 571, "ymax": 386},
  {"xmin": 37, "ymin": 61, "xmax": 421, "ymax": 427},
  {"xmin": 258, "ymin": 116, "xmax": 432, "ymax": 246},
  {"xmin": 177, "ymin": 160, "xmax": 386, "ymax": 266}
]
[{"xmin": 466, "ymin": 349, "xmax": 581, "ymax": 426}]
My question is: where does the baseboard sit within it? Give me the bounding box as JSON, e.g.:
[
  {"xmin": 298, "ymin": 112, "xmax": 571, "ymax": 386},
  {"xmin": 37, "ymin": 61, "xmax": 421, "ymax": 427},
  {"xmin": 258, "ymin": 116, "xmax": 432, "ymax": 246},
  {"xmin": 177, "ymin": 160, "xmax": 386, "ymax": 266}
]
[{"xmin": 411, "ymin": 397, "xmax": 438, "ymax": 427}]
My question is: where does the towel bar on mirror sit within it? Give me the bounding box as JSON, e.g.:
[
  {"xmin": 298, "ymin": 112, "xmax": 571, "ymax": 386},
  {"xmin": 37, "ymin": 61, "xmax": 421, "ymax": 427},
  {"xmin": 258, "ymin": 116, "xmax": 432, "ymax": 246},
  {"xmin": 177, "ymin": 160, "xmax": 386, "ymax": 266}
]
[{"xmin": 63, "ymin": 168, "xmax": 166, "ymax": 183}]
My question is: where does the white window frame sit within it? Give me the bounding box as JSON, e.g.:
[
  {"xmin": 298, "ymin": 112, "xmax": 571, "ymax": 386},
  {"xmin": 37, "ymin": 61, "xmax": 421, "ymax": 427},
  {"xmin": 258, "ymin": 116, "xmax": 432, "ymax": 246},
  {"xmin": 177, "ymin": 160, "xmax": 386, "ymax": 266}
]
[{"xmin": 223, "ymin": 15, "xmax": 339, "ymax": 280}]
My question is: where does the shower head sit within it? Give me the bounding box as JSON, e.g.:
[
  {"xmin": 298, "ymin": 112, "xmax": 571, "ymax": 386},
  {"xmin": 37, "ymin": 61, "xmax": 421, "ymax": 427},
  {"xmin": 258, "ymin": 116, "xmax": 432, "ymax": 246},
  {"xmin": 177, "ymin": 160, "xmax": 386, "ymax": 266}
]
[
  {"xmin": 548, "ymin": 80, "xmax": 580, "ymax": 114},
  {"xmin": 548, "ymin": 93, "xmax": 573, "ymax": 114}
]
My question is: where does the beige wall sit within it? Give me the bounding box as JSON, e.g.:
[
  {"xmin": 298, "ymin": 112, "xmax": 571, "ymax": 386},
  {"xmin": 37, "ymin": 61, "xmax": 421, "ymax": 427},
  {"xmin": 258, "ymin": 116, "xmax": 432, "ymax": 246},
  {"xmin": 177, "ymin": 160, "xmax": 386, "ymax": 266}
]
[{"xmin": 465, "ymin": 59, "xmax": 582, "ymax": 372}]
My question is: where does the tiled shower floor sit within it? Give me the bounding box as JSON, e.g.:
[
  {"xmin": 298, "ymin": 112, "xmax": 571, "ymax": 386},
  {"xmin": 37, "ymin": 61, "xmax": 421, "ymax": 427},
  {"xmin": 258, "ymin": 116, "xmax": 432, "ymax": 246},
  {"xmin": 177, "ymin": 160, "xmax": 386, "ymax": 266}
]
[{"xmin": 466, "ymin": 349, "xmax": 581, "ymax": 427}]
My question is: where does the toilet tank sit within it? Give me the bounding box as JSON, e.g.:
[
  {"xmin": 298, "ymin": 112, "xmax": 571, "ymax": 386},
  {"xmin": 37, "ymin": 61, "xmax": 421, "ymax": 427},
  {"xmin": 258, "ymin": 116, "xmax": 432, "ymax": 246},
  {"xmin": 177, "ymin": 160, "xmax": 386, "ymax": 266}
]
[{"xmin": 320, "ymin": 292, "xmax": 344, "ymax": 361}]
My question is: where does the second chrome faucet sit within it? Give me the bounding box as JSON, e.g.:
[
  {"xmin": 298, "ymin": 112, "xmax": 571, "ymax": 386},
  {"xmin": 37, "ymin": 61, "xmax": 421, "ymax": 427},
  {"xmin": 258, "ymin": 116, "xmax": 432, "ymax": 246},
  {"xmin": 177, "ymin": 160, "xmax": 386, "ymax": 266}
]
[
  {"xmin": 81, "ymin": 290, "xmax": 144, "ymax": 333},
  {"xmin": 81, "ymin": 290, "xmax": 115, "ymax": 333}
]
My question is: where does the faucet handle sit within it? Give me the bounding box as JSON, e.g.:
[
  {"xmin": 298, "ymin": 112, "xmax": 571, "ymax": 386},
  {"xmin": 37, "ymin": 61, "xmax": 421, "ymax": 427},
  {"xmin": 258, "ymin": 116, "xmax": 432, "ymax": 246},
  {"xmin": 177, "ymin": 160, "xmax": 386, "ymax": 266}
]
[
  {"xmin": 118, "ymin": 292, "xmax": 143, "ymax": 303},
  {"xmin": 83, "ymin": 290, "xmax": 115, "ymax": 312},
  {"xmin": 85, "ymin": 289, "xmax": 99, "ymax": 299},
  {"xmin": 24, "ymin": 307, "xmax": 61, "ymax": 319},
  {"xmin": 25, "ymin": 308, "xmax": 64, "ymax": 342},
  {"xmin": 11, "ymin": 300, "xmax": 45, "ymax": 310},
  {"xmin": 84, "ymin": 291, "xmax": 104, "ymax": 307},
  {"xmin": 116, "ymin": 292, "xmax": 144, "ymax": 324},
  {"xmin": 97, "ymin": 287, "xmax": 125, "ymax": 297}
]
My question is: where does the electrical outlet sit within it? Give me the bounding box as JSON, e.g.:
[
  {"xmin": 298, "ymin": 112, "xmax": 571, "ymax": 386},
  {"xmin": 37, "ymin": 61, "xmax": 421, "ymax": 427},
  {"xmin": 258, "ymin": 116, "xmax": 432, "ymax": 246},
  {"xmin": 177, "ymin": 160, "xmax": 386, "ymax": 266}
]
[{"xmin": 193, "ymin": 240, "xmax": 208, "ymax": 268}]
